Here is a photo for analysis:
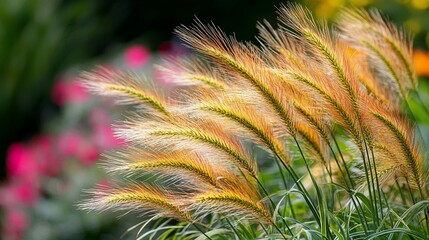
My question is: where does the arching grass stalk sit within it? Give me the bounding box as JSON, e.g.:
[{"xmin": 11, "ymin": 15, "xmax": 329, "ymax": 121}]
[
  {"xmin": 394, "ymin": 178, "xmax": 407, "ymax": 206},
  {"xmin": 253, "ymin": 175, "xmax": 294, "ymax": 238},
  {"xmin": 331, "ymin": 132, "xmax": 372, "ymax": 233},
  {"xmin": 274, "ymin": 152, "xmax": 321, "ymax": 225},
  {"xmin": 370, "ymin": 148, "xmax": 387, "ymax": 221},
  {"xmin": 224, "ymin": 218, "xmax": 245, "ymax": 240},
  {"xmin": 405, "ymin": 177, "xmax": 417, "ymax": 205},
  {"xmin": 374, "ymin": 108, "xmax": 429, "ymax": 232},
  {"xmin": 404, "ymin": 176, "xmax": 429, "ymax": 236},
  {"xmin": 259, "ymin": 222, "xmax": 269, "ymax": 237},
  {"xmin": 237, "ymin": 172, "xmax": 290, "ymax": 239},
  {"xmin": 287, "ymin": 195, "xmax": 296, "ymax": 220},
  {"xmin": 323, "ymin": 163, "xmax": 336, "ymax": 211},
  {"xmin": 402, "ymin": 100, "xmax": 429, "ymax": 235},
  {"xmin": 273, "ymin": 157, "xmax": 295, "ymax": 218},
  {"xmin": 327, "ymin": 136, "xmax": 369, "ymax": 233},
  {"xmin": 273, "ymin": 155, "xmax": 299, "ymax": 233},
  {"xmin": 403, "ymin": 97, "xmax": 428, "ymax": 148},
  {"xmin": 362, "ymin": 141, "xmax": 380, "ymax": 227},
  {"xmin": 292, "ymin": 137, "xmax": 332, "ymax": 239},
  {"xmin": 193, "ymin": 223, "xmax": 213, "ymax": 240},
  {"xmin": 274, "ymin": 156, "xmax": 295, "ymax": 237},
  {"xmin": 271, "ymin": 220, "xmax": 288, "ymax": 239},
  {"xmin": 414, "ymin": 91, "xmax": 429, "ymax": 119},
  {"xmin": 331, "ymin": 137, "xmax": 368, "ymax": 231},
  {"xmin": 381, "ymin": 189, "xmax": 394, "ymax": 229},
  {"xmin": 331, "ymin": 133, "xmax": 355, "ymax": 188},
  {"xmin": 236, "ymin": 168, "xmax": 294, "ymax": 238},
  {"xmin": 357, "ymin": 146, "xmax": 379, "ymax": 230}
]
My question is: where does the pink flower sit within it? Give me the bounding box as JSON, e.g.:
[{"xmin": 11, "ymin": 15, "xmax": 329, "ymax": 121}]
[
  {"xmin": 77, "ymin": 142, "xmax": 100, "ymax": 165},
  {"xmin": 12, "ymin": 180, "xmax": 39, "ymax": 206},
  {"xmin": 31, "ymin": 136, "xmax": 61, "ymax": 177},
  {"xmin": 6, "ymin": 143, "xmax": 38, "ymax": 181},
  {"xmin": 89, "ymin": 108, "xmax": 110, "ymax": 127},
  {"xmin": 52, "ymin": 77, "xmax": 89, "ymax": 106},
  {"xmin": 57, "ymin": 131, "xmax": 84, "ymax": 158},
  {"xmin": 0, "ymin": 179, "xmax": 39, "ymax": 208},
  {"xmin": 124, "ymin": 45, "xmax": 150, "ymax": 68},
  {"xmin": 67, "ymin": 79, "xmax": 89, "ymax": 104},
  {"xmin": 2, "ymin": 208, "xmax": 28, "ymax": 240},
  {"xmin": 89, "ymin": 108, "xmax": 125, "ymax": 149},
  {"xmin": 58, "ymin": 131, "xmax": 102, "ymax": 165},
  {"xmin": 92, "ymin": 124, "xmax": 125, "ymax": 149}
]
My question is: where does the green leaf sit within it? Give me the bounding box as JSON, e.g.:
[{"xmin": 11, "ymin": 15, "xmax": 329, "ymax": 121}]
[
  {"xmin": 367, "ymin": 228, "xmax": 428, "ymax": 240},
  {"xmin": 195, "ymin": 228, "xmax": 232, "ymax": 240}
]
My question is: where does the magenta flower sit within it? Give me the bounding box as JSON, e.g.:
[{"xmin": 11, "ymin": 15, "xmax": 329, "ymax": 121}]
[
  {"xmin": 2, "ymin": 208, "xmax": 27, "ymax": 240},
  {"xmin": 31, "ymin": 136, "xmax": 61, "ymax": 177},
  {"xmin": 76, "ymin": 141, "xmax": 100, "ymax": 165},
  {"xmin": 52, "ymin": 77, "xmax": 89, "ymax": 106},
  {"xmin": 57, "ymin": 131, "xmax": 101, "ymax": 165},
  {"xmin": 57, "ymin": 131, "xmax": 84, "ymax": 158},
  {"xmin": 67, "ymin": 79, "xmax": 89, "ymax": 104},
  {"xmin": 124, "ymin": 45, "xmax": 150, "ymax": 68},
  {"xmin": 92, "ymin": 124, "xmax": 125, "ymax": 149},
  {"xmin": 12, "ymin": 180, "xmax": 39, "ymax": 206},
  {"xmin": 6, "ymin": 143, "xmax": 37, "ymax": 181},
  {"xmin": 89, "ymin": 108, "xmax": 125, "ymax": 149},
  {"xmin": 89, "ymin": 108, "xmax": 110, "ymax": 126},
  {"xmin": 0, "ymin": 179, "xmax": 39, "ymax": 208}
]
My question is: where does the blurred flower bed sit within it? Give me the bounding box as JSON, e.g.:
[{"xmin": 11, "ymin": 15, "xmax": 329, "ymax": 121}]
[
  {"xmin": 0, "ymin": 41, "xmax": 186, "ymax": 240},
  {"xmin": 1, "ymin": 0, "xmax": 429, "ymax": 239}
]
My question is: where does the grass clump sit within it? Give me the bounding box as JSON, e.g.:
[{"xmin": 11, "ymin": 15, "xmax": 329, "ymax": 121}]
[{"xmin": 80, "ymin": 3, "xmax": 429, "ymax": 239}]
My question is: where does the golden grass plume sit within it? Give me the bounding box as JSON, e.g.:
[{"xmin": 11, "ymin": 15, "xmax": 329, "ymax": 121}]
[{"xmin": 80, "ymin": 3, "xmax": 428, "ymax": 229}]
